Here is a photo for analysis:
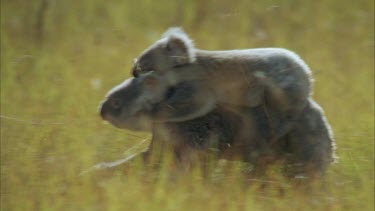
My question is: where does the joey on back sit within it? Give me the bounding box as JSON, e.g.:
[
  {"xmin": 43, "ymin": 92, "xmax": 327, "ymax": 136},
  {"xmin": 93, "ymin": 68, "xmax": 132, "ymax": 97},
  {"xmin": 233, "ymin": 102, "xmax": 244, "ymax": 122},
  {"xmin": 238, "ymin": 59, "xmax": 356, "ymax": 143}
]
[{"xmin": 131, "ymin": 27, "xmax": 313, "ymax": 139}]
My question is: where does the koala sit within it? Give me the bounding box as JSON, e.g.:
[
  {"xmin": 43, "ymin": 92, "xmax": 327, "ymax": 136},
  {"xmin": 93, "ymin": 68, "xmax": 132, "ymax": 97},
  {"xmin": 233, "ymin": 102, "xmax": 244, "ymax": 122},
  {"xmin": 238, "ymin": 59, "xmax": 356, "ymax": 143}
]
[
  {"xmin": 99, "ymin": 75, "xmax": 336, "ymax": 177},
  {"xmin": 131, "ymin": 27, "xmax": 313, "ymax": 140}
]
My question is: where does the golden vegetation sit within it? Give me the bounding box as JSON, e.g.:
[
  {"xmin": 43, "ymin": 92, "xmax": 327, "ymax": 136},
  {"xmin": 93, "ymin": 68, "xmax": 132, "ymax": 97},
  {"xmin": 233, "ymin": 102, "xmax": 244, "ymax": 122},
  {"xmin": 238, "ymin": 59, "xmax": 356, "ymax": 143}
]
[{"xmin": 1, "ymin": 0, "xmax": 374, "ymax": 210}]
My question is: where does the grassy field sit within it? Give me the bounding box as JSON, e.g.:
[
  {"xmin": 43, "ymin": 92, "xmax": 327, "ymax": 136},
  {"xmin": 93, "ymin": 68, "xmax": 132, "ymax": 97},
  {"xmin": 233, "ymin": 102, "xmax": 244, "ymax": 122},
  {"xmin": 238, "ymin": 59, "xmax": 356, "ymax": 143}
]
[{"xmin": 1, "ymin": 0, "xmax": 374, "ymax": 210}]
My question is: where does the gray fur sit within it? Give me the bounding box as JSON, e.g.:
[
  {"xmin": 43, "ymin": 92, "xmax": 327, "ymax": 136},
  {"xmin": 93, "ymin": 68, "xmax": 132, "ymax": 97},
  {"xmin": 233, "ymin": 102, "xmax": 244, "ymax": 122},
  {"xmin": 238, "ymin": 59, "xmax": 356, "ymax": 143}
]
[
  {"xmin": 99, "ymin": 28, "xmax": 336, "ymax": 177},
  {"xmin": 162, "ymin": 27, "xmax": 196, "ymax": 63}
]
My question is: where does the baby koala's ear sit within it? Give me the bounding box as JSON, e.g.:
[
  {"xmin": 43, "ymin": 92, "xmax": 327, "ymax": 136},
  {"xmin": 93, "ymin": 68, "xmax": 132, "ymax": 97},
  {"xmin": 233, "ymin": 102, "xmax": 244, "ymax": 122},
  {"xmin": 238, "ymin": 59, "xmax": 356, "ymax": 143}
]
[{"xmin": 162, "ymin": 27, "xmax": 196, "ymax": 66}]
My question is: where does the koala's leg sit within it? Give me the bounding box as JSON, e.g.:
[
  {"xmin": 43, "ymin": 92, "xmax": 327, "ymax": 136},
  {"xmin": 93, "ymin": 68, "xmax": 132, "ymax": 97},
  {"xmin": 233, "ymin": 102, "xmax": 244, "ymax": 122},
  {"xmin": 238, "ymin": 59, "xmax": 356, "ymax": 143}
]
[
  {"xmin": 244, "ymin": 106, "xmax": 282, "ymax": 176},
  {"xmin": 250, "ymin": 60, "xmax": 311, "ymax": 142},
  {"xmin": 262, "ymin": 84, "xmax": 310, "ymax": 144},
  {"xmin": 212, "ymin": 105, "xmax": 276, "ymax": 177},
  {"xmin": 151, "ymin": 81, "xmax": 216, "ymax": 122},
  {"xmin": 264, "ymin": 106, "xmax": 302, "ymax": 144},
  {"xmin": 279, "ymin": 99, "xmax": 335, "ymax": 178}
]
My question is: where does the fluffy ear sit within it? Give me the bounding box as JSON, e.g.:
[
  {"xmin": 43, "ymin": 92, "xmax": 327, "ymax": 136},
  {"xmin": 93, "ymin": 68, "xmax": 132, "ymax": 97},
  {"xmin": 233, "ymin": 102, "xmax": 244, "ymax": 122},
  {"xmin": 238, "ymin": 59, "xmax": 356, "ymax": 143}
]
[{"xmin": 162, "ymin": 27, "xmax": 196, "ymax": 66}]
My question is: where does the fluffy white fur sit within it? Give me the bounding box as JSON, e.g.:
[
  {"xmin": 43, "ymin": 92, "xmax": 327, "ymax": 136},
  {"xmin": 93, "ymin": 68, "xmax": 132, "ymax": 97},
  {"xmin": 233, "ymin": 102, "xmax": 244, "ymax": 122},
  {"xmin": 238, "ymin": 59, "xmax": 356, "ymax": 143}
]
[{"xmin": 162, "ymin": 27, "xmax": 196, "ymax": 63}]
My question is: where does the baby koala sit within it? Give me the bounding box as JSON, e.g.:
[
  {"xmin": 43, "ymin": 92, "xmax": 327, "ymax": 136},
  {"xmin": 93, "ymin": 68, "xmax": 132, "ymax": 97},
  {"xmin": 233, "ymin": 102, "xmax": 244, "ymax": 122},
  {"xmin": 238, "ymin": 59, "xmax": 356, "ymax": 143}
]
[{"xmin": 131, "ymin": 27, "xmax": 313, "ymax": 140}]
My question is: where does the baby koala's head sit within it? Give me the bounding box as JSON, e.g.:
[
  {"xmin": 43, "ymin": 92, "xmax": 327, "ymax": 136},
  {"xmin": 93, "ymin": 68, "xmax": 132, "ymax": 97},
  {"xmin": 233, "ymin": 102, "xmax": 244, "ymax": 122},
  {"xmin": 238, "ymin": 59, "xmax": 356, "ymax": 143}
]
[
  {"xmin": 99, "ymin": 72, "xmax": 168, "ymax": 131},
  {"xmin": 132, "ymin": 27, "xmax": 196, "ymax": 77}
]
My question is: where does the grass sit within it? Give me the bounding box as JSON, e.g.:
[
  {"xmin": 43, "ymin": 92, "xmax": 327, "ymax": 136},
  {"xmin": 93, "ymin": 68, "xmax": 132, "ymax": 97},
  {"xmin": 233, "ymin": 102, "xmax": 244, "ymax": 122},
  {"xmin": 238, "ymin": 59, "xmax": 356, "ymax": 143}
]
[{"xmin": 1, "ymin": 0, "xmax": 374, "ymax": 210}]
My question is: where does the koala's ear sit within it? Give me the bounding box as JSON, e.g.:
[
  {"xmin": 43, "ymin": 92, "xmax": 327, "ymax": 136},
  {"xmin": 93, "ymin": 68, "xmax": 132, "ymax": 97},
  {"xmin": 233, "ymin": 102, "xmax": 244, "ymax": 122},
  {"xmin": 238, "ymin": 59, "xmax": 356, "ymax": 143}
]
[{"xmin": 162, "ymin": 27, "xmax": 196, "ymax": 66}]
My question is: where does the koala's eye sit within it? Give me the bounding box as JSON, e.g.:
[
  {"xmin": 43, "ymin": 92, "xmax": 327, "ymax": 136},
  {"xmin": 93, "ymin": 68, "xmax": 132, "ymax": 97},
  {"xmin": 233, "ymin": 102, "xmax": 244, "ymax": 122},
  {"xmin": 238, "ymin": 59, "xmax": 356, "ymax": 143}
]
[
  {"xmin": 135, "ymin": 64, "xmax": 153, "ymax": 73},
  {"xmin": 165, "ymin": 86, "xmax": 176, "ymax": 99},
  {"xmin": 110, "ymin": 98, "xmax": 122, "ymax": 109},
  {"xmin": 139, "ymin": 68, "xmax": 153, "ymax": 74}
]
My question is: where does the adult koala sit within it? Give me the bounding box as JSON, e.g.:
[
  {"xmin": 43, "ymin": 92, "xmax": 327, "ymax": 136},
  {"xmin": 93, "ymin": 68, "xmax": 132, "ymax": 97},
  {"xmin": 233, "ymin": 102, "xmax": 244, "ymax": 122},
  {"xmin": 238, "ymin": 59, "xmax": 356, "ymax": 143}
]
[{"xmin": 99, "ymin": 73, "xmax": 336, "ymax": 177}]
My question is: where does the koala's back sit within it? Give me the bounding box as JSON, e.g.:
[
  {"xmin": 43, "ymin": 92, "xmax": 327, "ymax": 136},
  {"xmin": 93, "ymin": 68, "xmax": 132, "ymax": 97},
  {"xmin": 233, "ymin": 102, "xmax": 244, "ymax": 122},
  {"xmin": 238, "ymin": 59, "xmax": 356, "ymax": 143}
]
[{"xmin": 192, "ymin": 48, "xmax": 312, "ymax": 110}]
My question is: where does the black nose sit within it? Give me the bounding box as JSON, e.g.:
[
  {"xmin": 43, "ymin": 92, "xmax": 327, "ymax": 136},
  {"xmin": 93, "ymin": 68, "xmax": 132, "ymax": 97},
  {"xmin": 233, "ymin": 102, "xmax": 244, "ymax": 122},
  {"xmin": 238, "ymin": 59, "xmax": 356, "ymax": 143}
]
[{"xmin": 99, "ymin": 101, "xmax": 108, "ymax": 120}]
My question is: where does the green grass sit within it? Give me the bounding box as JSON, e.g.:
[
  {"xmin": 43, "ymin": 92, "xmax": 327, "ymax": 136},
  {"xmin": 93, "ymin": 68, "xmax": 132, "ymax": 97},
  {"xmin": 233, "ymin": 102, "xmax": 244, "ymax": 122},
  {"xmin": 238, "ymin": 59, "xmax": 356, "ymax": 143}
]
[{"xmin": 1, "ymin": 0, "xmax": 374, "ymax": 210}]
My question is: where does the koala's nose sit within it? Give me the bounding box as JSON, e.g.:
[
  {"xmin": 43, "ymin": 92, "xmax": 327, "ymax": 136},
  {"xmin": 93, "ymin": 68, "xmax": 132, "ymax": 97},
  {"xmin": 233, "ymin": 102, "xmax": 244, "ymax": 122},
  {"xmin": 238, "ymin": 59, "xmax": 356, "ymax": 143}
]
[{"xmin": 99, "ymin": 101, "xmax": 109, "ymax": 120}]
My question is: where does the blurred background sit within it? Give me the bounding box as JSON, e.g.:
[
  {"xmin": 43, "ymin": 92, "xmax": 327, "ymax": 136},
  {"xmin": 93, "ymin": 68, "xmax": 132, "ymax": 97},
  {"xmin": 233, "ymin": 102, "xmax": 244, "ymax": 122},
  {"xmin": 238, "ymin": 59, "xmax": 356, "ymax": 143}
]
[{"xmin": 1, "ymin": 0, "xmax": 374, "ymax": 210}]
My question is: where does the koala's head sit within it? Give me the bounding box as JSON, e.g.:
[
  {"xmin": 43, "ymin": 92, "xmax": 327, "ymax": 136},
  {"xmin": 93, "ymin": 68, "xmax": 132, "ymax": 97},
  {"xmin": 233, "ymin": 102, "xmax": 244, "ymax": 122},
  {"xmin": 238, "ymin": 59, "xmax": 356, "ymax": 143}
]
[
  {"xmin": 99, "ymin": 72, "xmax": 169, "ymax": 131},
  {"xmin": 132, "ymin": 27, "xmax": 196, "ymax": 77}
]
